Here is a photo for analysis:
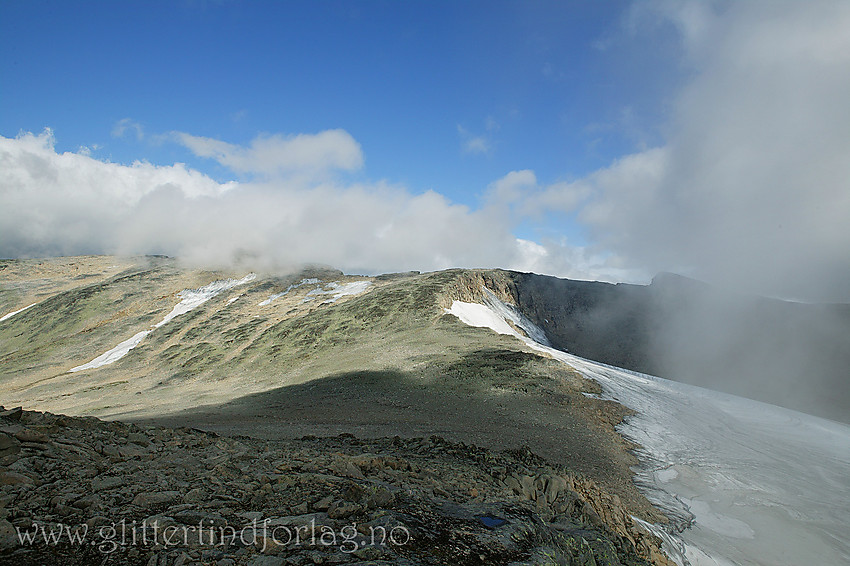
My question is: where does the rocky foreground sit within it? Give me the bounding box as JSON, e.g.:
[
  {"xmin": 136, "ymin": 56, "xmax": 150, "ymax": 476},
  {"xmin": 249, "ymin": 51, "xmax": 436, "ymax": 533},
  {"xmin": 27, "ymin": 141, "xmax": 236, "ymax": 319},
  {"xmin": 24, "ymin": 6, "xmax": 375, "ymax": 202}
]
[{"xmin": 0, "ymin": 406, "xmax": 671, "ymax": 566}]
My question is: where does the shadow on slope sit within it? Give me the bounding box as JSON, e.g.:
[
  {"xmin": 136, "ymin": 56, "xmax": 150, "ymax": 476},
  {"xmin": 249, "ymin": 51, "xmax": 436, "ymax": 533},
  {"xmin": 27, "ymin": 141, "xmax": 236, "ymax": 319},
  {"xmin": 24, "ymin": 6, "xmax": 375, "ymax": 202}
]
[{"xmin": 134, "ymin": 349, "xmax": 663, "ymax": 522}]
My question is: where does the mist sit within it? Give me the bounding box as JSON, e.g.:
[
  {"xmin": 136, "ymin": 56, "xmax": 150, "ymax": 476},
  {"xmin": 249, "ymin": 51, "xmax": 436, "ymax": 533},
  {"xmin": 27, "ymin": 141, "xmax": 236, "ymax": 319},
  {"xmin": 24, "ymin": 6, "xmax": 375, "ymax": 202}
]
[
  {"xmin": 516, "ymin": 1, "xmax": 850, "ymax": 303},
  {"xmin": 511, "ymin": 271, "xmax": 850, "ymax": 423}
]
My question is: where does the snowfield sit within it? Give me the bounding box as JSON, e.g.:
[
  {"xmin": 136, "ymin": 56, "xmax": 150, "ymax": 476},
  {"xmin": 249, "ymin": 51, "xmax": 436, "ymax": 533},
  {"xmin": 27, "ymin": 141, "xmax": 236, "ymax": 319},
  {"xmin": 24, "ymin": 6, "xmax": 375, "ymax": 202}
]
[{"xmin": 446, "ymin": 295, "xmax": 850, "ymax": 566}]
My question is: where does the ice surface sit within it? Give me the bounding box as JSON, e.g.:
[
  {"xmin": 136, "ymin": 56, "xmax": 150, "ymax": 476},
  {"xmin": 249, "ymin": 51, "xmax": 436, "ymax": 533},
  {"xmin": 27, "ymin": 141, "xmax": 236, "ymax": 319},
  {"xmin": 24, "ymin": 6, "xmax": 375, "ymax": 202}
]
[
  {"xmin": 655, "ymin": 467, "xmax": 679, "ymax": 484},
  {"xmin": 0, "ymin": 302, "xmax": 37, "ymax": 322},
  {"xmin": 69, "ymin": 274, "xmax": 256, "ymax": 372},
  {"xmin": 446, "ymin": 294, "xmax": 850, "ymax": 566}
]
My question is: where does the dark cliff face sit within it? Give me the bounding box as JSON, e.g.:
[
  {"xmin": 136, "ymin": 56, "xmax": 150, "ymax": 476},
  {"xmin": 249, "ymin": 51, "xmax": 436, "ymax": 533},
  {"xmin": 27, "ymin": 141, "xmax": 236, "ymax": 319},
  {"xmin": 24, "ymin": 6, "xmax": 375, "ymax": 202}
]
[
  {"xmin": 510, "ymin": 274, "xmax": 653, "ymax": 374},
  {"xmin": 509, "ymin": 271, "xmax": 850, "ymax": 424}
]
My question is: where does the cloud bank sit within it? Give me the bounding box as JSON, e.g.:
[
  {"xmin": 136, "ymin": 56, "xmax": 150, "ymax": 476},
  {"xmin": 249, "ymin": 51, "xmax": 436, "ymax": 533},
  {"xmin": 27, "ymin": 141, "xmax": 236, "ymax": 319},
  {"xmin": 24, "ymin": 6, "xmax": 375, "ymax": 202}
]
[{"xmin": 0, "ymin": 129, "xmax": 615, "ymax": 280}]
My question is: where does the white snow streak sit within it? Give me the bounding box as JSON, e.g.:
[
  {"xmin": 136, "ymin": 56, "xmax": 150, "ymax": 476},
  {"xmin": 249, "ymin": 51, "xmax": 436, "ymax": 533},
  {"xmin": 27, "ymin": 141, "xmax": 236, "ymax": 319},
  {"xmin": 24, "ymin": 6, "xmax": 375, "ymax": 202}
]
[
  {"xmin": 258, "ymin": 278, "xmax": 321, "ymax": 306},
  {"xmin": 445, "ymin": 301, "xmax": 519, "ymax": 337},
  {"xmin": 67, "ymin": 331, "xmax": 152, "ymax": 373},
  {"xmin": 444, "ymin": 288, "xmax": 550, "ymax": 346},
  {"xmin": 69, "ymin": 274, "xmax": 256, "ymax": 372},
  {"xmin": 302, "ymin": 280, "xmax": 372, "ymax": 303},
  {"xmin": 0, "ymin": 302, "xmax": 37, "ymax": 322}
]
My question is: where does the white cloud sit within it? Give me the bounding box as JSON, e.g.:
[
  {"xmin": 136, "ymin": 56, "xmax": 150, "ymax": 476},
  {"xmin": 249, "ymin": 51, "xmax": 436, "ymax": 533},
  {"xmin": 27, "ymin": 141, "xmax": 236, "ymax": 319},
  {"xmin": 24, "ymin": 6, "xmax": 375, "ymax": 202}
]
[
  {"xmin": 486, "ymin": 170, "xmax": 536, "ymax": 205},
  {"xmin": 535, "ymin": 1, "xmax": 850, "ymax": 302},
  {"xmin": 173, "ymin": 129, "xmax": 364, "ymax": 179},
  {"xmin": 0, "ymin": 129, "xmax": 626, "ymax": 283},
  {"xmin": 457, "ymin": 125, "xmax": 491, "ymax": 155},
  {"xmin": 112, "ymin": 118, "xmax": 144, "ymax": 140},
  {"xmin": 0, "ymin": 129, "xmax": 236, "ymax": 258}
]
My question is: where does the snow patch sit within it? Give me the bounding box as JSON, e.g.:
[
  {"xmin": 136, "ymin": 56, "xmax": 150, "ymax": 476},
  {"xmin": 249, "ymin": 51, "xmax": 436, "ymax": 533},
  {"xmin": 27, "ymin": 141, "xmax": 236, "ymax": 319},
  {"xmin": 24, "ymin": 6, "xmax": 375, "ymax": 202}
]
[
  {"xmin": 152, "ymin": 274, "xmax": 257, "ymax": 329},
  {"xmin": 444, "ymin": 301, "xmax": 520, "ymax": 337},
  {"xmin": 67, "ymin": 330, "xmax": 151, "ymax": 373},
  {"xmin": 258, "ymin": 278, "xmax": 320, "ymax": 306},
  {"xmin": 69, "ymin": 274, "xmax": 256, "ymax": 372},
  {"xmin": 0, "ymin": 302, "xmax": 37, "ymax": 322},
  {"xmin": 302, "ymin": 280, "xmax": 372, "ymax": 303},
  {"xmin": 443, "ymin": 288, "xmax": 550, "ymax": 346}
]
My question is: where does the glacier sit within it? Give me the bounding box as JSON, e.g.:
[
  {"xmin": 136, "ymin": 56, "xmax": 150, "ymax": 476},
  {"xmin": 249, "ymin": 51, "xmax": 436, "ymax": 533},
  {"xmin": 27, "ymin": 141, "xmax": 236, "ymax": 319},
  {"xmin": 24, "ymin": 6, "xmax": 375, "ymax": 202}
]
[{"xmin": 446, "ymin": 296, "xmax": 850, "ymax": 566}]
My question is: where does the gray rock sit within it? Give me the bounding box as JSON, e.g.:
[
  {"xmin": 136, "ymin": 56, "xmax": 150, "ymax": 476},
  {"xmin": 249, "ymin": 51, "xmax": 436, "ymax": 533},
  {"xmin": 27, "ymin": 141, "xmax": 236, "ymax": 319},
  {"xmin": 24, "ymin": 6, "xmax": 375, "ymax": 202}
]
[
  {"xmin": 128, "ymin": 432, "xmax": 150, "ymax": 446},
  {"xmin": 132, "ymin": 490, "xmax": 181, "ymax": 508},
  {"xmin": 0, "ymin": 470, "xmax": 32, "ymax": 485},
  {"xmin": 0, "ymin": 518, "xmax": 17, "ymax": 551},
  {"xmin": 365, "ymin": 486, "xmax": 395, "ymax": 508},
  {"xmin": 92, "ymin": 475, "xmax": 126, "ymax": 491},
  {"xmin": 0, "ymin": 432, "xmax": 19, "ymax": 450},
  {"xmin": 173, "ymin": 510, "xmax": 227, "ymax": 528},
  {"xmin": 238, "ymin": 511, "xmax": 264, "ymax": 522},
  {"xmin": 266, "ymin": 512, "xmax": 330, "ymax": 528},
  {"xmin": 14, "ymin": 429, "xmax": 49, "ymax": 443},
  {"xmin": 328, "ymin": 500, "xmax": 363, "ymax": 519},
  {"xmin": 0, "ymin": 407, "xmax": 22, "ymax": 421},
  {"xmin": 184, "ymin": 487, "xmax": 206, "ymax": 503}
]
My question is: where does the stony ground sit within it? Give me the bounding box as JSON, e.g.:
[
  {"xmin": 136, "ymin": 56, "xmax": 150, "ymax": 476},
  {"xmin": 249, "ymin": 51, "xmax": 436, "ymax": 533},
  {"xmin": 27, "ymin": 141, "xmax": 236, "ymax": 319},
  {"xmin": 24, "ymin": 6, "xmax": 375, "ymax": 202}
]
[{"xmin": 0, "ymin": 407, "xmax": 671, "ymax": 566}]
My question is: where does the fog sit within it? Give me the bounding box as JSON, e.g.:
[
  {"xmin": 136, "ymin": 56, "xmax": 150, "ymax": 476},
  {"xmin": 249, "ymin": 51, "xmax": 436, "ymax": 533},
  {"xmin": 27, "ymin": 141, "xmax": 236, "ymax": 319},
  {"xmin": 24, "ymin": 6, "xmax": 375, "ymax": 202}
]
[
  {"xmin": 511, "ymin": 271, "xmax": 850, "ymax": 423},
  {"xmin": 519, "ymin": 1, "xmax": 850, "ymax": 303}
]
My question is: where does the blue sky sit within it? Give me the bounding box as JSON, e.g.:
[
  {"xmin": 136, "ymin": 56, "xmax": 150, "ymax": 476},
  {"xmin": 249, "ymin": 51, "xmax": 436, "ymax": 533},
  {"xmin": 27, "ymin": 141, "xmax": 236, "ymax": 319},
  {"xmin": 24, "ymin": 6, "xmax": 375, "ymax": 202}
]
[
  {"xmin": 1, "ymin": 2, "xmax": 670, "ymax": 202},
  {"xmin": 2, "ymin": 1, "xmax": 849, "ymax": 301}
]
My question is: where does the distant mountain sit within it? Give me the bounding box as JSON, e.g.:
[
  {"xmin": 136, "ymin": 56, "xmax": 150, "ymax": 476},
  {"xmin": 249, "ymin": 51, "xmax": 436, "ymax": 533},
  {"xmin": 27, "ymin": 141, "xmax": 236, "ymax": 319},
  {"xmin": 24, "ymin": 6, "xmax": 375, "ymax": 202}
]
[{"xmin": 509, "ymin": 271, "xmax": 850, "ymax": 423}]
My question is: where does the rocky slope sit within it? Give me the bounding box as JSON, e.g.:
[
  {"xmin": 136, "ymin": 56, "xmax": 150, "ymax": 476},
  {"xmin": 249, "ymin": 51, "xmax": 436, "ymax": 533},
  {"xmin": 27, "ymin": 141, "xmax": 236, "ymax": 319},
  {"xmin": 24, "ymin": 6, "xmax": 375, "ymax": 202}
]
[{"xmin": 0, "ymin": 407, "xmax": 670, "ymax": 566}]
